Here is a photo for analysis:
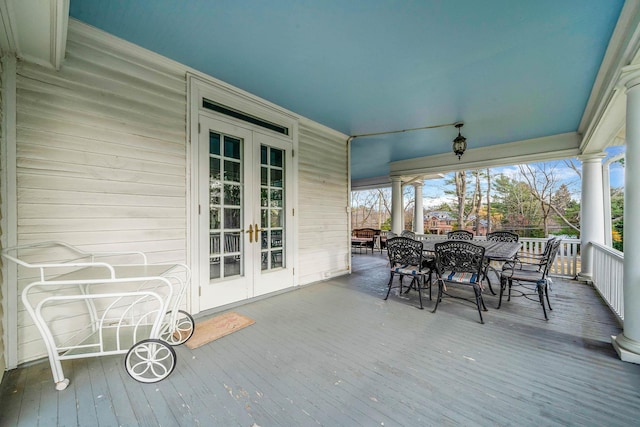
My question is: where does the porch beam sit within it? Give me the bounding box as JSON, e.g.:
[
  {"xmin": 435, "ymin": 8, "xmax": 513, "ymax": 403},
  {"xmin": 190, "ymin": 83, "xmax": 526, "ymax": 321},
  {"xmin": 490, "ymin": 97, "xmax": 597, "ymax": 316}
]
[{"xmin": 389, "ymin": 132, "xmax": 580, "ymax": 177}]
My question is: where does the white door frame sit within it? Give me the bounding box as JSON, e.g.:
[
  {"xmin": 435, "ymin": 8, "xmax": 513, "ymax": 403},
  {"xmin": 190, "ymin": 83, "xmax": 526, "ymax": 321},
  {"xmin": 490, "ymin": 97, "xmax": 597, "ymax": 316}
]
[{"xmin": 187, "ymin": 74, "xmax": 299, "ymax": 314}]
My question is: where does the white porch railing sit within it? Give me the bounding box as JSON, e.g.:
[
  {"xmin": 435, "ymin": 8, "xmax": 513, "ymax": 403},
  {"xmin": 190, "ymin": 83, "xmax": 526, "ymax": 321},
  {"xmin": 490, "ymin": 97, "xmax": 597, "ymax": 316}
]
[
  {"xmin": 414, "ymin": 234, "xmax": 580, "ymax": 277},
  {"xmin": 591, "ymin": 242, "xmax": 624, "ymax": 323},
  {"xmin": 518, "ymin": 237, "xmax": 581, "ymax": 277}
]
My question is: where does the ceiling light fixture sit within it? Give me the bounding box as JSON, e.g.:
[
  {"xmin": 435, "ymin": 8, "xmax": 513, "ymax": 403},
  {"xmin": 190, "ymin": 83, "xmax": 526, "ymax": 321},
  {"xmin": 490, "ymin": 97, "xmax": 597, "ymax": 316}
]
[{"xmin": 452, "ymin": 122, "xmax": 466, "ymax": 160}]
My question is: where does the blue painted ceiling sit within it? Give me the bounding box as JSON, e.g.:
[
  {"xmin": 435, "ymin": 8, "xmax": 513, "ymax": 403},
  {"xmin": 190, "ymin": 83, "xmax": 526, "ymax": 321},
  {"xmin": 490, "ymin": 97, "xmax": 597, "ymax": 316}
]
[{"xmin": 69, "ymin": 0, "xmax": 624, "ymax": 181}]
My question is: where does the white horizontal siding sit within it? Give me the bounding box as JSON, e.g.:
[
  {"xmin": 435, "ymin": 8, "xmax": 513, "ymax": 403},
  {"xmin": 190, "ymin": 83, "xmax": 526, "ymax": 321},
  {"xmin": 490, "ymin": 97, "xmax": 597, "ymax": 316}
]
[
  {"xmin": 298, "ymin": 121, "xmax": 349, "ymax": 284},
  {"xmin": 8, "ymin": 19, "xmax": 352, "ymax": 365},
  {"xmin": 14, "ymin": 25, "xmax": 188, "ymax": 363}
]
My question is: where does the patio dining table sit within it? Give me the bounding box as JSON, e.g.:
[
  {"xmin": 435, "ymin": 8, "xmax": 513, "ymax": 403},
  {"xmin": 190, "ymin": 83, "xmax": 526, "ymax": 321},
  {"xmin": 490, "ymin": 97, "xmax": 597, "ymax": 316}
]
[{"xmin": 421, "ymin": 239, "xmax": 521, "ymax": 295}]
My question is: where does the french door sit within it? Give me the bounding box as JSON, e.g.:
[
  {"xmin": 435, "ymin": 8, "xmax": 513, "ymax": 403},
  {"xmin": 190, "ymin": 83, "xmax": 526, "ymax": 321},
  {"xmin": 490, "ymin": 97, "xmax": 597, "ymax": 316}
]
[{"xmin": 198, "ymin": 116, "xmax": 293, "ymax": 311}]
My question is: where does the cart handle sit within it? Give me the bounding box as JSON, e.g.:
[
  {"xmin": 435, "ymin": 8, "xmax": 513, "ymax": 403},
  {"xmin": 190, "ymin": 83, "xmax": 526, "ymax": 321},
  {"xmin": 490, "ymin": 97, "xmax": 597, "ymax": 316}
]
[{"xmin": 2, "ymin": 241, "xmax": 148, "ymax": 281}]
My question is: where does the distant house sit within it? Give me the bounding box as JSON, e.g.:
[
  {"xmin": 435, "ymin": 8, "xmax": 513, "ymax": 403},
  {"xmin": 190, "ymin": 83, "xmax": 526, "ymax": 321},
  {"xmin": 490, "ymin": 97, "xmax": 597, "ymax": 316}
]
[
  {"xmin": 475, "ymin": 219, "xmax": 489, "ymax": 236},
  {"xmin": 467, "ymin": 215, "xmax": 489, "ymax": 236},
  {"xmin": 424, "ymin": 211, "xmax": 455, "ymax": 235},
  {"xmin": 424, "ymin": 212, "xmax": 490, "ymax": 236}
]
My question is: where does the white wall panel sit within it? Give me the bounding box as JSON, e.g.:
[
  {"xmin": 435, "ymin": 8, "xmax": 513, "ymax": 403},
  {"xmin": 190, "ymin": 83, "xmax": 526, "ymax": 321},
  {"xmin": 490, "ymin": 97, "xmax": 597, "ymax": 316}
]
[
  {"xmin": 0, "ymin": 55, "xmax": 6, "ymax": 379},
  {"xmin": 9, "ymin": 20, "xmax": 351, "ymax": 365},
  {"xmin": 298, "ymin": 120, "xmax": 349, "ymax": 285},
  {"xmin": 14, "ymin": 24, "xmax": 188, "ymax": 363}
]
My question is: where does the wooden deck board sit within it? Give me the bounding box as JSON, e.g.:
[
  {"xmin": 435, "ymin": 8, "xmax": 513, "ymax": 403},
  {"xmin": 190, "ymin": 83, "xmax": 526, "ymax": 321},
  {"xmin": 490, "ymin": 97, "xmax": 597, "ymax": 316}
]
[
  {"xmin": 2, "ymin": 252, "xmax": 640, "ymax": 426},
  {"xmin": 0, "ymin": 366, "xmax": 27, "ymax": 426},
  {"xmin": 72, "ymin": 358, "xmax": 99, "ymax": 427},
  {"xmin": 99, "ymin": 357, "xmax": 139, "ymax": 426}
]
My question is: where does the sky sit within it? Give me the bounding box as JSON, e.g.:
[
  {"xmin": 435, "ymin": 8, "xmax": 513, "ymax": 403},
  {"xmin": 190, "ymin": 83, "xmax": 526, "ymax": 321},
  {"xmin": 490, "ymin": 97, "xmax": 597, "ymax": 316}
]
[{"xmin": 420, "ymin": 145, "xmax": 625, "ymax": 209}]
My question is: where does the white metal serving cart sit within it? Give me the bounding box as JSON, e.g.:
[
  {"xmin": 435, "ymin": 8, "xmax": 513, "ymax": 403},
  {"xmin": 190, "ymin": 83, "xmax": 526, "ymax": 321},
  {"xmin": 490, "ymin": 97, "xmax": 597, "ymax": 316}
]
[{"xmin": 2, "ymin": 241, "xmax": 195, "ymax": 390}]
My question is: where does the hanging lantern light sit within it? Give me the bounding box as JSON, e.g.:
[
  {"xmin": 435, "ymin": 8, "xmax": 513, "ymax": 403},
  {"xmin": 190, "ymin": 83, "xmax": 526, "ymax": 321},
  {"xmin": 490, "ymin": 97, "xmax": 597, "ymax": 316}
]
[{"xmin": 452, "ymin": 122, "xmax": 466, "ymax": 160}]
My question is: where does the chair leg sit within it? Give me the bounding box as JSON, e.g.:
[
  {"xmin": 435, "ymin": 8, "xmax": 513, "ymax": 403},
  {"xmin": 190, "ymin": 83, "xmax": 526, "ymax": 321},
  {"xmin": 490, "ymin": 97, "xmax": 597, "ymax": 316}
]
[
  {"xmin": 384, "ymin": 272, "xmax": 395, "ymax": 300},
  {"xmin": 480, "ymin": 291, "xmax": 488, "ymax": 312},
  {"xmin": 432, "ymin": 280, "xmax": 444, "ymax": 313},
  {"xmin": 416, "ymin": 277, "xmax": 424, "ymax": 310},
  {"xmin": 474, "ymin": 285, "xmax": 485, "ymax": 324},
  {"xmin": 483, "ymin": 262, "xmax": 497, "ymax": 295},
  {"xmin": 544, "ymin": 280, "xmax": 553, "ymax": 311},
  {"xmin": 508, "ymin": 278, "xmax": 513, "ymax": 301},
  {"xmin": 497, "ymin": 276, "xmax": 506, "ymax": 309},
  {"xmin": 403, "ymin": 275, "xmax": 415, "ymax": 294},
  {"xmin": 536, "ymin": 280, "xmax": 549, "ymax": 320}
]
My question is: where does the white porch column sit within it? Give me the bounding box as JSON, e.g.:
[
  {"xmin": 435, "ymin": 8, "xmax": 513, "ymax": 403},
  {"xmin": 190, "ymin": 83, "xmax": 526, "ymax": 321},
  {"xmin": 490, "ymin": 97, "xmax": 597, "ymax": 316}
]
[
  {"xmin": 413, "ymin": 181, "xmax": 424, "ymax": 234},
  {"xmin": 578, "ymin": 153, "xmax": 606, "ymax": 281},
  {"xmin": 613, "ymin": 71, "xmax": 640, "ymax": 363},
  {"xmin": 391, "ymin": 177, "xmax": 403, "ymax": 234}
]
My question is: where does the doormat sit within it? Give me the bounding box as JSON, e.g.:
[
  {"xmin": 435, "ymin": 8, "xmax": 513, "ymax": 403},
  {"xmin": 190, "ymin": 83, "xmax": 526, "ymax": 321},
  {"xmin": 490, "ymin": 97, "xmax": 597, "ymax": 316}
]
[{"xmin": 186, "ymin": 312, "xmax": 255, "ymax": 349}]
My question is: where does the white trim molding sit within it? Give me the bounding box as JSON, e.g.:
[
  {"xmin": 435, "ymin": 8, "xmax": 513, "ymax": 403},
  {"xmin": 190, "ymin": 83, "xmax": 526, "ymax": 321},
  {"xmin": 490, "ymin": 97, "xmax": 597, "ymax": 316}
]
[
  {"xmin": 0, "ymin": 0, "xmax": 69, "ymax": 70},
  {"xmin": 0, "ymin": 1, "xmax": 18, "ymax": 55},
  {"xmin": 1, "ymin": 54, "xmax": 17, "ymax": 369},
  {"xmin": 390, "ymin": 132, "xmax": 581, "ymax": 177},
  {"xmin": 579, "ymin": 0, "xmax": 640, "ymax": 153}
]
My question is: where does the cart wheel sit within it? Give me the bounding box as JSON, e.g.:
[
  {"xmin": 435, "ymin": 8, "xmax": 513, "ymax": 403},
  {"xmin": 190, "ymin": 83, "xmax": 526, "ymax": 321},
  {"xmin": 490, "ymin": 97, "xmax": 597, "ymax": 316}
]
[
  {"xmin": 160, "ymin": 310, "xmax": 195, "ymax": 345},
  {"xmin": 125, "ymin": 339, "xmax": 177, "ymax": 383},
  {"xmin": 55, "ymin": 378, "xmax": 70, "ymax": 391}
]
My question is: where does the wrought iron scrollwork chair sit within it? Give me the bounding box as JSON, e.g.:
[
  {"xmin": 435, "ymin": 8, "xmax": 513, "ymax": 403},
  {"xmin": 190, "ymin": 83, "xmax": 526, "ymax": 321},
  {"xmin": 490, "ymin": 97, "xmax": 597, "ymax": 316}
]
[
  {"xmin": 384, "ymin": 237, "xmax": 432, "ymax": 309},
  {"xmin": 433, "ymin": 241, "xmax": 487, "ymax": 324},
  {"xmin": 499, "ymin": 238, "xmax": 562, "ymax": 320},
  {"xmin": 398, "ymin": 231, "xmax": 437, "ymax": 291},
  {"xmin": 482, "ymin": 231, "xmax": 520, "ymax": 295},
  {"xmin": 447, "ymin": 230, "xmax": 474, "ymax": 240}
]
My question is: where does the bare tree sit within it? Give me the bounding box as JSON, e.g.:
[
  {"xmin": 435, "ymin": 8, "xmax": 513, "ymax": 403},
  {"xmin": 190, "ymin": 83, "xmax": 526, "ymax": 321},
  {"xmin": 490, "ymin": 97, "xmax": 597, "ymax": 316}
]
[
  {"xmin": 454, "ymin": 171, "xmax": 467, "ymax": 230},
  {"xmin": 351, "ymin": 186, "xmax": 414, "ymax": 230},
  {"xmin": 351, "ymin": 190, "xmax": 381, "ymax": 228},
  {"xmin": 563, "ymin": 159, "xmax": 581, "ymax": 179},
  {"xmin": 469, "ymin": 170, "xmax": 483, "ymax": 233},
  {"xmin": 517, "ymin": 163, "xmax": 582, "ymax": 235},
  {"xmin": 518, "ymin": 164, "xmax": 555, "ymax": 235}
]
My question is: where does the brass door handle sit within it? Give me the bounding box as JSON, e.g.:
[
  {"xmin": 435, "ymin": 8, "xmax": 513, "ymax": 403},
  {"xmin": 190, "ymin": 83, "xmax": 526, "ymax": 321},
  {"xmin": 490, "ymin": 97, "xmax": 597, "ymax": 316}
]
[
  {"xmin": 247, "ymin": 224, "xmax": 254, "ymax": 243},
  {"xmin": 254, "ymin": 223, "xmax": 262, "ymax": 243}
]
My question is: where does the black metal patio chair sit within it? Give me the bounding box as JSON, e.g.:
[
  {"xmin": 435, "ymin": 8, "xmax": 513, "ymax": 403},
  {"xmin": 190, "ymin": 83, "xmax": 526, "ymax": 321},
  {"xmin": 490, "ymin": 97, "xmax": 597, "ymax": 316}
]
[
  {"xmin": 482, "ymin": 231, "xmax": 520, "ymax": 295},
  {"xmin": 384, "ymin": 237, "xmax": 433, "ymax": 309},
  {"xmin": 499, "ymin": 238, "xmax": 562, "ymax": 320},
  {"xmin": 447, "ymin": 230, "xmax": 474, "ymax": 240},
  {"xmin": 433, "ymin": 240, "xmax": 487, "ymax": 324}
]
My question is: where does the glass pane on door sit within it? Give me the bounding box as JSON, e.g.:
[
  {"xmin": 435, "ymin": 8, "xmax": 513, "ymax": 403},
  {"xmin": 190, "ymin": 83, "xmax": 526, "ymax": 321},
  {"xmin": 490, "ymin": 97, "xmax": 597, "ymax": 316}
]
[
  {"xmin": 260, "ymin": 145, "xmax": 285, "ymax": 271},
  {"xmin": 209, "ymin": 132, "xmax": 244, "ymax": 279}
]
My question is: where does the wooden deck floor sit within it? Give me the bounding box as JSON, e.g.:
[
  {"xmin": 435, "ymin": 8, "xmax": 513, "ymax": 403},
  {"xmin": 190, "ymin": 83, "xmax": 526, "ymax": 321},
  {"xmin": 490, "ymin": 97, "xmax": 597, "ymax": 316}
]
[{"xmin": 2, "ymin": 252, "xmax": 640, "ymax": 426}]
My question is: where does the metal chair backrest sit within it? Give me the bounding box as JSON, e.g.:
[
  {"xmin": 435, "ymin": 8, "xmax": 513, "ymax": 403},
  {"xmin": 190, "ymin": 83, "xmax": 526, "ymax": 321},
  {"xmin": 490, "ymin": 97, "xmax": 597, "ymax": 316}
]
[
  {"xmin": 518, "ymin": 237, "xmax": 557, "ymax": 271},
  {"xmin": 447, "ymin": 230, "xmax": 474, "ymax": 240},
  {"xmin": 541, "ymin": 238, "xmax": 562, "ymax": 276},
  {"xmin": 400, "ymin": 230, "xmax": 416, "ymax": 239},
  {"xmin": 386, "ymin": 231, "xmax": 398, "ymax": 239},
  {"xmin": 536, "ymin": 237, "xmax": 557, "ymax": 261},
  {"xmin": 487, "ymin": 231, "xmax": 519, "ymax": 242},
  {"xmin": 386, "ymin": 237, "xmax": 423, "ymax": 268},
  {"xmin": 434, "ymin": 240, "xmax": 485, "ymax": 281}
]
